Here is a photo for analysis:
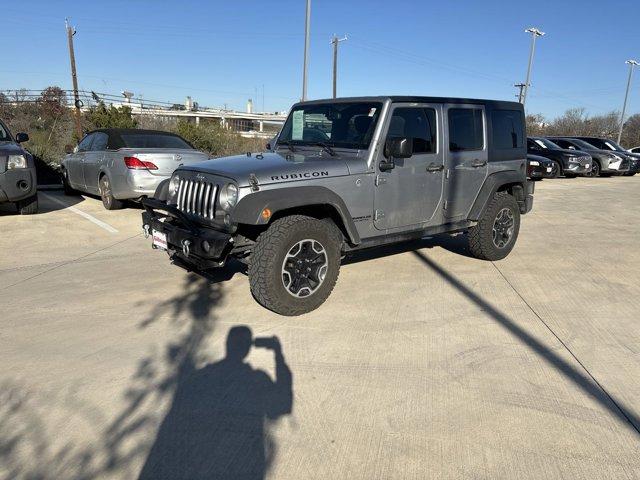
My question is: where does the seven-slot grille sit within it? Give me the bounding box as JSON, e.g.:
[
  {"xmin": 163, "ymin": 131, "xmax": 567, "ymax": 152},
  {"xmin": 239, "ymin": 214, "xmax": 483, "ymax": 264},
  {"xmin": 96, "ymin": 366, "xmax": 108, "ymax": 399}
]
[{"xmin": 176, "ymin": 178, "xmax": 218, "ymax": 219}]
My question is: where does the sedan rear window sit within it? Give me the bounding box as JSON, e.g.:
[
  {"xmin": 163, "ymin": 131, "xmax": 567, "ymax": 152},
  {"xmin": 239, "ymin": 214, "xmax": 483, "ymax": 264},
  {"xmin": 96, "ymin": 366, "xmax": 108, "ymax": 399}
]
[{"xmin": 120, "ymin": 133, "xmax": 193, "ymax": 149}]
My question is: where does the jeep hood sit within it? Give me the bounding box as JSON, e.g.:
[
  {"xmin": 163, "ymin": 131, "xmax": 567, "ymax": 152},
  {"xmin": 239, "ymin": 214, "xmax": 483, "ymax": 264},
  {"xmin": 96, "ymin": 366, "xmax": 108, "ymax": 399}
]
[{"xmin": 179, "ymin": 151, "xmax": 351, "ymax": 186}]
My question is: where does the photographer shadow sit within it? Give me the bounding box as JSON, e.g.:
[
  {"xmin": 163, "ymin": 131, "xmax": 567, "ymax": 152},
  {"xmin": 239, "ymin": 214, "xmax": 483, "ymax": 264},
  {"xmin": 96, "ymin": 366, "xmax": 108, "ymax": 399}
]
[{"xmin": 138, "ymin": 326, "xmax": 293, "ymax": 480}]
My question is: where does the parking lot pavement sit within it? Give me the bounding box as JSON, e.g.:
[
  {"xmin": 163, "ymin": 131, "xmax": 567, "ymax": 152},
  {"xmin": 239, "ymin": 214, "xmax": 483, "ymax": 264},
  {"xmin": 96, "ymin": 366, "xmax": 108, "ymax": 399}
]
[{"xmin": 1, "ymin": 180, "xmax": 639, "ymax": 479}]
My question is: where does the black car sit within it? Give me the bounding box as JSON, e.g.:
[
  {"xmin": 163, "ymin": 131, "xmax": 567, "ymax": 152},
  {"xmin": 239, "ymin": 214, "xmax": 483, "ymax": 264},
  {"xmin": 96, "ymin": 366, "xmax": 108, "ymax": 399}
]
[
  {"xmin": 0, "ymin": 119, "xmax": 37, "ymax": 214},
  {"xmin": 527, "ymin": 154, "xmax": 555, "ymax": 180},
  {"xmin": 572, "ymin": 136, "xmax": 640, "ymax": 176},
  {"xmin": 527, "ymin": 137, "xmax": 592, "ymax": 178},
  {"xmin": 547, "ymin": 137, "xmax": 630, "ymax": 177}
]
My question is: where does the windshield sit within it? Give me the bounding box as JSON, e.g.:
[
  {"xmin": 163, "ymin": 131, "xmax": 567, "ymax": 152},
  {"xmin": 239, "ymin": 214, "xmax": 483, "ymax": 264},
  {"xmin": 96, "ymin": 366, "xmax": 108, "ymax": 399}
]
[
  {"xmin": 0, "ymin": 121, "xmax": 12, "ymax": 142},
  {"xmin": 602, "ymin": 139, "xmax": 625, "ymax": 152},
  {"xmin": 278, "ymin": 102, "xmax": 383, "ymax": 150},
  {"xmin": 567, "ymin": 138, "xmax": 599, "ymax": 150},
  {"xmin": 120, "ymin": 133, "xmax": 193, "ymax": 149},
  {"xmin": 533, "ymin": 138, "xmax": 561, "ymax": 149}
]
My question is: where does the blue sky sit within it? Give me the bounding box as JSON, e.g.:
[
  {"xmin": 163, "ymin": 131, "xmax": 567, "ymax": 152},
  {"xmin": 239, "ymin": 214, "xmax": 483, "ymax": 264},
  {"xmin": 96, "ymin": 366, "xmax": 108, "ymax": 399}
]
[{"xmin": 2, "ymin": 0, "xmax": 639, "ymax": 119}]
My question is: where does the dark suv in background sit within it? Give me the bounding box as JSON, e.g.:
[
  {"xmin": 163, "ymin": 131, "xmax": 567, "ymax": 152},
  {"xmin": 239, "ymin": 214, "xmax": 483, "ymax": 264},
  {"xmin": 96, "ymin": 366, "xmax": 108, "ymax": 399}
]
[
  {"xmin": 572, "ymin": 136, "xmax": 640, "ymax": 176},
  {"xmin": 526, "ymin": 137, "xmax": 592, "ymax": 178},
  {"xmin": 547, "ymin": 137, "xmax": 630, "ymax": 177},
  {"xmin": 0, "ymin": 119, "xmax": 37, "ymax": 214}
]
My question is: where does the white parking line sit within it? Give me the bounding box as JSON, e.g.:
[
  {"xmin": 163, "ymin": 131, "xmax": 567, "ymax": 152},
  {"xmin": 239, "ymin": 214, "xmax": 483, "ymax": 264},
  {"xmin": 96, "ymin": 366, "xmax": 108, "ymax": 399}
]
[{"xmin": 40, "ymin": 193, "xmax": 119, "ymax": 234}]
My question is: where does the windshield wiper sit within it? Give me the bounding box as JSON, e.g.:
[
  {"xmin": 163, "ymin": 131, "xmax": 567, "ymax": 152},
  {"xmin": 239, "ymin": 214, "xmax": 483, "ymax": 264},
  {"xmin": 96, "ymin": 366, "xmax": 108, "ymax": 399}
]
[
  {"xmin": 309, "ymin": 142, "xmax": 336, "ymax": 156},
  {"xmin": 276, "ymin": 140, "xmax": 296, "ymax": 152}
]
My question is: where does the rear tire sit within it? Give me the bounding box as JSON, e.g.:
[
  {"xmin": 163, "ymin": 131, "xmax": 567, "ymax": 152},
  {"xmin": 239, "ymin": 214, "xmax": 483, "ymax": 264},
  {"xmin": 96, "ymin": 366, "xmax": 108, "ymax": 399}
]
[
  {"xmin": 16, "ymin": 194, "xmax": 38, "ymax": 215},
  {"xmin": 99, "ymin": 175, "xmax": 124, "ymax": 210},
  {"xmin": 249, "ymin": 215, "xmax": 343, "ymax": 316},
  {"xmin": 468, "ymin": 191, "xmax": 520, "ymax": 261}
]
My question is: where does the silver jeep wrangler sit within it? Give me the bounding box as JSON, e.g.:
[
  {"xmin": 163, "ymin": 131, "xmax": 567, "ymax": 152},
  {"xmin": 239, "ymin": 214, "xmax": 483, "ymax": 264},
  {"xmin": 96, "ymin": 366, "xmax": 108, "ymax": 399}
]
[{"xmin": 142, "ymin": 96, "xmax": 534, "ymax": 316}]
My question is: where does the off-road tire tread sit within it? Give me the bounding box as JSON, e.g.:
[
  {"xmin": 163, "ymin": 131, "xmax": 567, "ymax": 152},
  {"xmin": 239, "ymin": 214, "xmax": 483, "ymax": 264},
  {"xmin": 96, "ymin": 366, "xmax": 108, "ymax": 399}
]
[
  {"xmin": 249, "ymin": 215, "xmax": 342, "ymax": 316},
  {"xmin": 468, "ymin": 191, "xmax": 519, "ymax": 261}
]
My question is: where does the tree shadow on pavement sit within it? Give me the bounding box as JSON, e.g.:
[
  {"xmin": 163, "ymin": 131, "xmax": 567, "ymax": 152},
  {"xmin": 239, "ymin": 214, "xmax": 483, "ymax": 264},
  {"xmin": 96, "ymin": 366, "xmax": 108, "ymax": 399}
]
[
  {"xmin": 412, "ymin": 249, "xmax": 640, "ymax": 438},
  {"xmin": 0, "ymin": 272, "xmax": 292, "ymax": 480}
]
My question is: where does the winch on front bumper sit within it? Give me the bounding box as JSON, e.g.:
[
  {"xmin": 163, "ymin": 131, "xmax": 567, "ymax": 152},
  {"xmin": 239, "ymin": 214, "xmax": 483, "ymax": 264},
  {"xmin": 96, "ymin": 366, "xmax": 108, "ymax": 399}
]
[{"xmin": 141, "ymin": 197, "xmax": 234, "ymax": 269}]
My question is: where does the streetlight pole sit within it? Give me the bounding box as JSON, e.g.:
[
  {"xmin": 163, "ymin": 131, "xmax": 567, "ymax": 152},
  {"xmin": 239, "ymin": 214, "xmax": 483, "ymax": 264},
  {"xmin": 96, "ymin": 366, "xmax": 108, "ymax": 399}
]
[
  {"xmin": 301, "ymin": 0, "xmax": 311, "ymax": 101},
  {"xmin": 331, "ymin": 35, "xmax": 348, "ymax": 98},
  {"xmin": 618, "ymin": 59, "xmax": 639, "ymax": 144},
  {"xmin": 522, "ymin": 27, "xmax": 545, "ymax": 107}
]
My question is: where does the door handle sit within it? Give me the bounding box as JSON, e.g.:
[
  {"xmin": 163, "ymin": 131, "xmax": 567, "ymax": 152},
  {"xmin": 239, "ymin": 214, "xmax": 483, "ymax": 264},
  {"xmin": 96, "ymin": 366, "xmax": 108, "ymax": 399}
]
[
  {"xmin": 471, "ymin": 159, "xmax": 487, "ymax": 167},
  {"xmin": 426, "ymin": 163, "xmax": 444, "ymax": 173}
]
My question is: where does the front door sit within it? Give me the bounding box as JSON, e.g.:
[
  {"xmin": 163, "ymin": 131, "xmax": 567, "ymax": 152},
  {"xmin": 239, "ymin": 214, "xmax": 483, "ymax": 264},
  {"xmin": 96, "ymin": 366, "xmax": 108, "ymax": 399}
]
[
  {"xmin": 373, "ymin": 104, "xmax": 445, "ymax": 230},
  {"xmin": 444, "ymin": 105, "xmax": 488, "ymax": 219},
  {"xmin": 82, "ymin": 132, "xmax": 108, "ymax": 194},
  {"xmin": 68, "ymin": 133, "xmax": 94, "ymax": 189}
]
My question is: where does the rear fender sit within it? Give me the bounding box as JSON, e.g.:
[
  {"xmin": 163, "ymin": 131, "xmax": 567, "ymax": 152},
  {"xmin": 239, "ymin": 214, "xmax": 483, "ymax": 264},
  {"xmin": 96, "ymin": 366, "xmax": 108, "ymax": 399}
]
[{"xmin": 469, "ymin": 171, "xmax": 528, "ymax": 220}]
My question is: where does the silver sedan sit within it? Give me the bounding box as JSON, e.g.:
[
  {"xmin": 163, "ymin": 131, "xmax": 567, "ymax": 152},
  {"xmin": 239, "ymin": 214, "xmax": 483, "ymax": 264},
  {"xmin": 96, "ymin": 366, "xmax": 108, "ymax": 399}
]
[{"xmin": 61, "ymin": 129, "xmax": 209, "ymax": 209}]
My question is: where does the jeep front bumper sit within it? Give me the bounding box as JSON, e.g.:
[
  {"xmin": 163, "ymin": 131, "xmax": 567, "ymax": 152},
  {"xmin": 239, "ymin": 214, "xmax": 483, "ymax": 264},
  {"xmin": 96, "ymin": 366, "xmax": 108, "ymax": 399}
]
[{"xmin": 141, "ymin": 198, "xmax": 233, "ymax": 268}]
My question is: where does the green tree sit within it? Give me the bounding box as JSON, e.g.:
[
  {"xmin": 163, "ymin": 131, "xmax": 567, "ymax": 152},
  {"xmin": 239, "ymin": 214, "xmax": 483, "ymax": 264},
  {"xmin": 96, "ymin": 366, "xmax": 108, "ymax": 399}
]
[{"xmin": 86, "ymin": 103, "xmax": 137, "ymax": 129}]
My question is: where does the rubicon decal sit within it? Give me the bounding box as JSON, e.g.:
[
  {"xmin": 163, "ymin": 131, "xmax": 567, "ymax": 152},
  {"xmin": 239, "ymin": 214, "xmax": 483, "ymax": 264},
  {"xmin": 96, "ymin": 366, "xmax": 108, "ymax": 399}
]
[{"xmin": 271, "ymin": 171, "xmax": 329, "ymax": 181}]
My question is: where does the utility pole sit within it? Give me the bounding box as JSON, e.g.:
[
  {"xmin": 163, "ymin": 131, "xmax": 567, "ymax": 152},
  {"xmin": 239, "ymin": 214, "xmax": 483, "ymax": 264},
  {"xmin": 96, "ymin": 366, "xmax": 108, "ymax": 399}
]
[
  {"xmin": 301, "ymin": 0, "xmax": 311, "ymax": 101},
  {"xmin": 331, "ymin": 35, "xmax": 348, "ymax": 99},
  {"xmin": 65, "ymin": 18, "xmax": 83, "ymax": 140},
  {"xmin": 618, "ymin": 59, "xmax": 639, "ymax": 144},
  {"xmin": 514, "ymin": 83, "xmax": 526, "ymax": 103},
  {"xmin": 522, "ymin": 27, "xmax": 545, "ymax": 107}
]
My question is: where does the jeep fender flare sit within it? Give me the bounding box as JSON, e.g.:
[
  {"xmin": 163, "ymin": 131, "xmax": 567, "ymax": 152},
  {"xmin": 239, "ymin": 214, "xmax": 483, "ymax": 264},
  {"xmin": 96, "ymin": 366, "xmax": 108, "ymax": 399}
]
[
  {"xmin": 468, "ymin": 170, "xmax": 527, "ymax": 221},
  {"xmin": 154, "ymin": 178, "xmax": 170, "ymax": 201},
  {"xmin": 232, "ymin": 186, "xmax": 361, "ymax": 245}
]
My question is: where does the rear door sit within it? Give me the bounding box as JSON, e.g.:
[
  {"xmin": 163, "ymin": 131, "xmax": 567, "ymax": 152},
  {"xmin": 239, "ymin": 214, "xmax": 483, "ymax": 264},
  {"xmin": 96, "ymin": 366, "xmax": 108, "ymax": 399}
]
[
  {"xmin": 82, "ymin": 132, "xmax": 108, "ymax": 193},
  {"xmin": 444, "ymin": 105, "xmax": 488, "ymax": 219},
  {"xmin": 373, "ymin": 103, "xmax": 444, "ymax": 230},
  {"xmin": 68, "ymin": 134, "xmax": 94, "ymax": 189}
]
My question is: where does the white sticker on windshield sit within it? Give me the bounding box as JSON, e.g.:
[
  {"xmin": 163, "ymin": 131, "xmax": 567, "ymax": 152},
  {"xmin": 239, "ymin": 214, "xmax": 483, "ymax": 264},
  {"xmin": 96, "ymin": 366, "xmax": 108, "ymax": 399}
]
[
  {"xmin": 292, "ymin": 110, "xmax": 304, "ymax": 140},
  {"xmin": 368, "ymin": 108, "xmax": 376, "ymax": 117}
]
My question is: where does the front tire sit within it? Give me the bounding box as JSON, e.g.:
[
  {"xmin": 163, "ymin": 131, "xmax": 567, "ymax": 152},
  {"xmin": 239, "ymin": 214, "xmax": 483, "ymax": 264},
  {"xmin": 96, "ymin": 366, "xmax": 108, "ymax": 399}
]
[
  {"xmin": 586, "ymin": 161, "xmax": 601, "ymax": 178},
  {"xmin": 62, "ymin": 168, "xmax": 77, "ymax": 195},
  {"xmin": 249, "ymin": 215, "xmax": 343, "ymax": 316},
  {"xmin": 16, "ymin": 194, "xmax": 38, "ymax": 215},
  {"xmin": 468, "ymin": 191, "xmax": 520, "ymax": 261},
  {"xmin": 99, "ymin": 175, "xmax": 124, "ymax": 210},
  {"xmin": 549, "ymin": 161, "xmax": 561, "ymax": 178}
]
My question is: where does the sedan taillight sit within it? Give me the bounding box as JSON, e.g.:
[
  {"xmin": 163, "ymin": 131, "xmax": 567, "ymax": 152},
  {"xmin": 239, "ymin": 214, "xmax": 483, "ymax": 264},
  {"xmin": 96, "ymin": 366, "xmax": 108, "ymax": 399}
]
[{"xmin": 124, "ymin": 156, "xmax": 158, "ymax": 170}]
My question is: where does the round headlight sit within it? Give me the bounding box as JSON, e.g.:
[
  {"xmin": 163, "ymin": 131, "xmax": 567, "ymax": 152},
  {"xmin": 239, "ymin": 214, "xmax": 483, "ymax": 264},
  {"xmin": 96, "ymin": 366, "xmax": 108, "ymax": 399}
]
[
  {"xmin": 220, "ymin": 183, "xmax": 239, "ymax": 211},
  {"xmin": 168, "ymin": 174, "xmax": 180, "ymax": 195}
]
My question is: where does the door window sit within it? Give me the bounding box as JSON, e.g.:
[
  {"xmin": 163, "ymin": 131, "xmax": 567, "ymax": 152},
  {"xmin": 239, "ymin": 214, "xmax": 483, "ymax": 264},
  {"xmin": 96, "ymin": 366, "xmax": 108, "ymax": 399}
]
[
  {"xmin": 387, "ymin": 107, "xmax": 437, "ymax": 155},
  {"xmin": 448, "ymin": 108, "xmax": 484, "ymax": 151},
  {"xmin": 90, "ymin": 132, "xmax": 109, "ymax": 151},
  {"xmin": 77, "ymin": 134, "xmax": 94, "ymax": 152}
]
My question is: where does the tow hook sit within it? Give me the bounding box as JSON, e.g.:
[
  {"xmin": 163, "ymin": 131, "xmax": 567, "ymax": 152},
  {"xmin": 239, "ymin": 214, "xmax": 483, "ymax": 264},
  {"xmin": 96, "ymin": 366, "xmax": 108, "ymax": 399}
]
[
  {"xmin": 181, "ymin": 239, "xmax": 192, "ymax": 257},
  {"xmin": 143, "ymin": 224, "xmax": 150, "ymax": 239}
]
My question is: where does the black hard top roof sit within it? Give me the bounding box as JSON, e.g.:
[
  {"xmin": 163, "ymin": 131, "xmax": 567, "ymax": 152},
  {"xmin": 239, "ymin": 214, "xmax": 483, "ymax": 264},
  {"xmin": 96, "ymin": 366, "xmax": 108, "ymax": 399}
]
[
  {"xmin": 88, "ymin": 128, "xmax": 182, "ymax": 136},
  {"xmin": 296, "ymin": 96, "xmax": 522, "ymax": 110}
]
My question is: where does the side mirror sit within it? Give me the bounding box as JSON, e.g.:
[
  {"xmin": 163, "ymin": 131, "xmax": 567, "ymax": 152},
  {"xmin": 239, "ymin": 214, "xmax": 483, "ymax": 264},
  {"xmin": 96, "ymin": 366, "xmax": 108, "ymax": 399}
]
[
  {"xmin": 15, "ymin": 132, "xmax": 29, "ymax": 143},
  {"xmin": 385, "ymin": 136, "xmax": 413, "ymax": 159},
  {"xmin": 64, "ymin": 144, "xmax": 75, "ymax": 154}
]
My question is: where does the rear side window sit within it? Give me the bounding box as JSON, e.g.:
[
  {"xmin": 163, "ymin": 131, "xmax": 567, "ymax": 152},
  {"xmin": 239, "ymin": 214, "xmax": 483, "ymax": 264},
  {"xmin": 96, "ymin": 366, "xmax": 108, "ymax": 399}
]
[
  {"xmin": 388, "ymin": 107, "xmax": 437, "ymax": 154},
  {"xmin": 120, "ymin": 133, "xmax": 193, "ymax": 149},
  {"xmin": 448, "ymin": 108, "xmax": 484, "ymax": 151},
  {"xmin": 491, "ymin": 110, "xmax": 524, "ymax": 149},
  {"xmin": 91, "ymin": 132, "xmax": 109, "ymax": 151}
]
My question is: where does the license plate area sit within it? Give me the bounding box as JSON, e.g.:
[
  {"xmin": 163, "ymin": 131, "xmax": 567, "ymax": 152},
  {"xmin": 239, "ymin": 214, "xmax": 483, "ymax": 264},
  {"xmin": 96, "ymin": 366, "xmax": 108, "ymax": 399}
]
[{"xmin": 152, "ymin": 230, "xmax": 168, "ymax": 250}]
